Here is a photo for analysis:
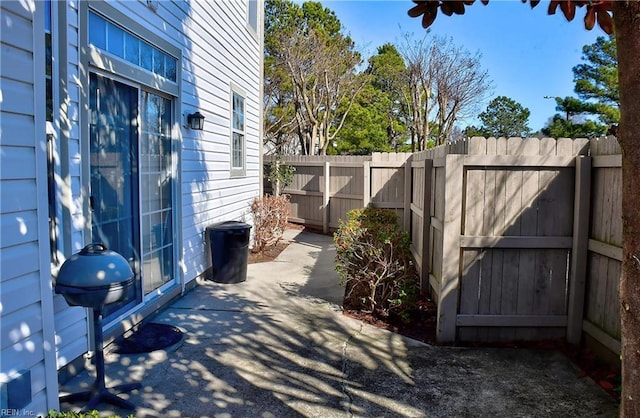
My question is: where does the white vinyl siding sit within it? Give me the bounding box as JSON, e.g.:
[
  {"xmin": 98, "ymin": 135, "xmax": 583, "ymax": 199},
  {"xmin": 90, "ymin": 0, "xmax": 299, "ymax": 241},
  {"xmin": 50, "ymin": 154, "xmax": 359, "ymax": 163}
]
[
  {"xmin": 176, "ymin": 1, "xmax": 262, "ymax": 278},
  {"xmin": 1, "ymin": 0, "xmax": 263, "ymax": 406},
  {"xmin": 0, "ymin": 1, "xmax": 59, "ymax": 414},
  {"xmin": 51, "ymin": 0, "xmax": 89, "ymax": 372}
]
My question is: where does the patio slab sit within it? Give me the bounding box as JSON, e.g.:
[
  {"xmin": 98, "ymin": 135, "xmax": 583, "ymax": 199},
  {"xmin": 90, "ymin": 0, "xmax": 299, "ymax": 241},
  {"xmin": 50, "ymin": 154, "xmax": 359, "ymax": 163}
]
[{"xmin": 59, "ymin": 229, "xmax": 619, "ymax": 417}]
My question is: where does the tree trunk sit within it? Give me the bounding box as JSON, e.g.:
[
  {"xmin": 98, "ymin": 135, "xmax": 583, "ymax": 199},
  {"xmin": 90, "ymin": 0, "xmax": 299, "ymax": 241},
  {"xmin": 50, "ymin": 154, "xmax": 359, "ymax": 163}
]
[{"xmin": 612, "ymin": 3, "xmax": 640, "ymax": 416}]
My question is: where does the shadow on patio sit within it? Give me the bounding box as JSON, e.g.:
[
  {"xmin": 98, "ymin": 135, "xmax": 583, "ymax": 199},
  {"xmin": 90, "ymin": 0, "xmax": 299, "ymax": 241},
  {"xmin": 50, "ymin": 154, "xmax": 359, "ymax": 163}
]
[{"xmin": 59, "ymin": 229, "xmax": 618, "ymax": 417}]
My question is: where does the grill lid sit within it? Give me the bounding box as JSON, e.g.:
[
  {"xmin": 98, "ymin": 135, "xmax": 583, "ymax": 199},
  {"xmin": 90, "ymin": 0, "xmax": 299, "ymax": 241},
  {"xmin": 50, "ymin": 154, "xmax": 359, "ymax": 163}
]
[{"xmin": 55, "ymin": 243, "xmax": 134, "ymax": 288}]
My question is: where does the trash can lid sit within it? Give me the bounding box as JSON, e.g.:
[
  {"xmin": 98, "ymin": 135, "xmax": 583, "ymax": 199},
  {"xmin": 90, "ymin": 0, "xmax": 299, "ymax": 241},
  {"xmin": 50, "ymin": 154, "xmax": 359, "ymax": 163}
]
[{"xmin": 207, "ymin": 221, "xmax": 251, "ymax": 231}]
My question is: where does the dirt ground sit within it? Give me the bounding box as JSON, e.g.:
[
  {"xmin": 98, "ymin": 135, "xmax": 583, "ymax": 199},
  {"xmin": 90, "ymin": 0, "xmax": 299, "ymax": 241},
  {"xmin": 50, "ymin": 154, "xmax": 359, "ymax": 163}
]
[{"xmin": 249, "ymin": 226, "xmax": 621, "ymax": 403}]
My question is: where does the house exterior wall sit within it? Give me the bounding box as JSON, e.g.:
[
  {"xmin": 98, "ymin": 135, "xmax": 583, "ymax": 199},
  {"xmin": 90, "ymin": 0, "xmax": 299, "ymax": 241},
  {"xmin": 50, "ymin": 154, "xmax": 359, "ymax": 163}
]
[
  {"xmin": 177, "ymin": 0, "xmax": 263, "ymax": 281},
  {"xmin": 0, "ymin": 0, "xmax": 263, "ymax": 413},
  {"xmin": 0, "ymin": 1, "xmax": 60, "ymax": 413}
]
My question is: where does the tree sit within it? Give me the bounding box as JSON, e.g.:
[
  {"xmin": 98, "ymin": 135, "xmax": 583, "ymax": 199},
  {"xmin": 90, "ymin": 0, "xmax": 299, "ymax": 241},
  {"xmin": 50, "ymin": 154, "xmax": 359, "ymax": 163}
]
[
  {"xmin": 463, "ymin": 125, "xmax": 485, "ymax": 138},
  {"xmin": 408, "ymin": 1, "xmax": 640, "ymax": 416},
  {"xmin": 477, "ymin": 96, "xmax": 531, "ymax": 138},
  {"xmin": 542, "ymin": 114, "xmax": 607, "ymax": 138},
  {"xmin": 397, "ymin": 32, "xmax": 435, "ymax": 151},
  {"xmin": 263, "ymin": 0, "xmax": 301, "ymax": 155},
  {"xmin": 573, "ymin": 35, "xmax": 619, "ymax": 125},
  {"xmin": 541, "ymin": 36, "xmax": 618, "ymax": 137},
  {"xmin": 333, "ymin": 83, "xmax": 394, "ymax": 155},
  {"xmin": 366, "ymin": 43, "xmax": 409, "ymax": 151},
  {"xmin": 264, "ymin": 0, "xmax": 366, "ymax": 155},
  {"xmin": 398, "ymin": 33, "xmax": 492, "ymax": 150},
  {"xmin": 431, "ymin": 37, "xmax": 493, "ymax": 145}
]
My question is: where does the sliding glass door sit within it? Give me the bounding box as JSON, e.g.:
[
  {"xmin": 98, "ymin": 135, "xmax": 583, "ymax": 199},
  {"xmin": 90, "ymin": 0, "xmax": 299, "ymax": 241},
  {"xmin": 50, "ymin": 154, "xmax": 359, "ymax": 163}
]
[{"xmin": 89, "ymin": 73, "xmax": 176, "ymax": 320}]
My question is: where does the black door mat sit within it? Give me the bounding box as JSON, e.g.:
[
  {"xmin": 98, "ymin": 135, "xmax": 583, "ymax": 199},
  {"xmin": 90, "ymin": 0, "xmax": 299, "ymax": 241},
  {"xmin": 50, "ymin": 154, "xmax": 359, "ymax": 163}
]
[{"xmin": 110, "ymin": 323, "xmax": 184, "ymax": 354}]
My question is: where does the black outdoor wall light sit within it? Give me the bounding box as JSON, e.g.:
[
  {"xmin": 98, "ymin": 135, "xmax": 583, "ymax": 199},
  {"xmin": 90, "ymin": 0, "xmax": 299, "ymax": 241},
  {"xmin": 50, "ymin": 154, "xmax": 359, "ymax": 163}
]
[{"xmin": 187, "ymin": 111, "xmax": 205, "ymax": 130}]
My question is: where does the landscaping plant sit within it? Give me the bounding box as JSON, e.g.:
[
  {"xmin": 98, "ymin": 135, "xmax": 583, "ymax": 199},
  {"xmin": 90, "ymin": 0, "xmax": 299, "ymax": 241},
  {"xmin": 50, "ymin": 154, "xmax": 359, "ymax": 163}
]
[
  {"xmin": 265, "ymin": 158, "xmax": 295, "ymax": 196},
  {"xmin": 250, "ymin": 194, "xmax": 291, "ymax": 253},
  {"xmin": 334, "ymin": 207, "xmax": 419, "ymax": 319}
]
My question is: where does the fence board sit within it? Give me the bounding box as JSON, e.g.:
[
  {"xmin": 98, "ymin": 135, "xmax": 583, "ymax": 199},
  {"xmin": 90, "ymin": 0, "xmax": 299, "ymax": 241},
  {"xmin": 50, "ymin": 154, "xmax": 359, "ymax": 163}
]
[
  {"xmin": 567, "ymin": 157, "xmax": 591, "ymax": 343},
  {"xmin": 437, "ymin": 154, "xmax": 464, "ymax": 342}
]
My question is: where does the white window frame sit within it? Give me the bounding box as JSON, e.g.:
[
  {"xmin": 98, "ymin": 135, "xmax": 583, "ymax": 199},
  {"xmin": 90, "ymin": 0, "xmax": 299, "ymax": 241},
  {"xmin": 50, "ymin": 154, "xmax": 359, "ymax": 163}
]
[{"xmin": 230, "ymin": 86, "xmax": 246, "ymax": 177}]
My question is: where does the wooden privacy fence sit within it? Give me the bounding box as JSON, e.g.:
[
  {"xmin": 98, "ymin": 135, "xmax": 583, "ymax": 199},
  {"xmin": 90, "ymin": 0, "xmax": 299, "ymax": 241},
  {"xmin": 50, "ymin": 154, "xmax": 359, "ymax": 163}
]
[
  {"xmin": 263, "ymin": 136, "xmax": 623, "ymax": 354},
  {"xmin": 264, "ymin": 153, "xmax": 412, "ymax": 232}
]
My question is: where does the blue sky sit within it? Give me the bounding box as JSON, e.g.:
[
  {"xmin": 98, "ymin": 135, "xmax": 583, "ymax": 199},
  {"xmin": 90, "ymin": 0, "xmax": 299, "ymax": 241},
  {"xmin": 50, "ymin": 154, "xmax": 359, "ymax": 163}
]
[{"xmin": 317, "ymin": 0, "xmax": 607, "ymax": 131}]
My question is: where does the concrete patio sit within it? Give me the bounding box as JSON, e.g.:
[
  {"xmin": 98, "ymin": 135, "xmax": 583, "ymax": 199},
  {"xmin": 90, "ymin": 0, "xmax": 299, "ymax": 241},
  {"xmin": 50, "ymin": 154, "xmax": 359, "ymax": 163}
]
[{"xmin": 59, "ymin": 229, "xmax": 619, "ymax": 417}]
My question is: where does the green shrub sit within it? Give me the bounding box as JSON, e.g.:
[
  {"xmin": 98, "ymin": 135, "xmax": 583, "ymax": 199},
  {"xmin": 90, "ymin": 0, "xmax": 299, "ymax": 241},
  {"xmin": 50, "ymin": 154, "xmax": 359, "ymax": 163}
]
[
  {"xmin": 334, "ymin": 207, "xmax": 418, "ymax": 319},
  {"xmin": 265, "ymin": 158, "xmax": 295, "ymax": 196}
]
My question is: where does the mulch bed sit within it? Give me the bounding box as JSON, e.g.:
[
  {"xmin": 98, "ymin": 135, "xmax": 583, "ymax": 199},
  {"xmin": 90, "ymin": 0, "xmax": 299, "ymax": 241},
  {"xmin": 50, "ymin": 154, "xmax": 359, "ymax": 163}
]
[{"xmin": 248, "ymin": 241, "xmax": 290, "ymax": 264}]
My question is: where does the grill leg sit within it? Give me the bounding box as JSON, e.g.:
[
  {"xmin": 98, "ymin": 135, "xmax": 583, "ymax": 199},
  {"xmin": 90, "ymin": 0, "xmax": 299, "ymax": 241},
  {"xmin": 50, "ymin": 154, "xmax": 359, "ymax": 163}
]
[{"xmin": 60, "ymin": 309, "xmax": 141, "ymax": 411}]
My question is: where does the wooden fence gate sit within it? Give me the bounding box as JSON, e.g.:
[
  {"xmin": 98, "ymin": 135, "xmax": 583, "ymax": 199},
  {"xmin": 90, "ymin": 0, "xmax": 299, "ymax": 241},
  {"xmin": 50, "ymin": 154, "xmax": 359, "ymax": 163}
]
[{"xmin": 410, "ymin": 137, "xmax": 591, "ymax": 343}]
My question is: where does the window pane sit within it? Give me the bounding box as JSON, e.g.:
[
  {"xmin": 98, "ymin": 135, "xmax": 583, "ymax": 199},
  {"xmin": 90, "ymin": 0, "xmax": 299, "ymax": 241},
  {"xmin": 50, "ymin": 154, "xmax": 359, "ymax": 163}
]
[
  {"xmin": 232, "ymin": 132, "xmax": 243, "ymax": 168},
  {"xmin": 248, "ymin": 0, "xmax": 258, "ymax": 32},
  {"xmin": 89, "ymin": 12, "xmax": 107, "ymax": 50},
  {"xmin": 88, "ymin": 12, "xmax": 177, "ymax": 83},
  {"xmin": 46, "ymin": 78, "xmax": 53, "ymax": 122},
  {"xmin": 140, "ymin": 42, "xmax": 153, "ymax": 71},
  {"xmin": 140, "ymin": 90, "xmax": 174, "ymax": 294},
  {"xmin": 45, "ymin": 1, "xmax": 51, "ymax": 32},
  {"xmin": 233, "ymin": 93, "xmax": 244, "ymax": 130},
  {"xmin": 46, "ymin": 33, "xmax": 52, "ymax": 76},
  {"xmin": 108, "ymin": 23, "xmax": 125, "ymax": 58},
  {"xmin": 125, "ymin": 32, "xmax": 140, "ymax": 66},
  {"xmin": 153, "ymin": 49, "xmax": 164, "ymax": 76},
  {"xmin": 165, "ymin": 56, "xmax": 177, "ymax": 82}
]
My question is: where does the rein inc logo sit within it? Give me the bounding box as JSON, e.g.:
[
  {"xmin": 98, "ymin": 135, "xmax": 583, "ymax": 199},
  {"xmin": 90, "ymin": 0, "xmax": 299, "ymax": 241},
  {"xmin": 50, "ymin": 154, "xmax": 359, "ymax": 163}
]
[
  {"xmin": 1, "ymin": 369, "xmax": 33, "ymax": 417},
  {"xmin": 0, "ymin": 410, "xmax": 35, "ymax": 417}
]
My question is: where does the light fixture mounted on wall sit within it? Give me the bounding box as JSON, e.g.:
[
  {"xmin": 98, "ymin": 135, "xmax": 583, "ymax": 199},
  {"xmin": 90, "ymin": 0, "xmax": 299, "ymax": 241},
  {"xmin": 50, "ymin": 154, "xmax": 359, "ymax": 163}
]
[
  {"xmin": 146, "ymin": 0, "xmax": 159, "ymax": 11},
  {"xmin": 187, "ymin": 112, "xmax": 205, "ymax": 131}
]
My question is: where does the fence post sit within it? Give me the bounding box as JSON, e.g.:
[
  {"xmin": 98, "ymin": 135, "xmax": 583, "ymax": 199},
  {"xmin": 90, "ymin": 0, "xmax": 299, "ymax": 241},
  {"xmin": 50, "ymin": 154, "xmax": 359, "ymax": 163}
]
[
  {"xmin": 363, "ymin": 160, "xmax": 371, "ymax": 207},
  {"xmin": 421, "ymin": 159, "xmax": 433, "ymax": 293},
  {"xmin": 274, "ymin": 159, "xmax": 280, "ymax": 197},
  {"xmin": 323, "ymin": 161, "xmax": 330, "ymax": 234},
  {"xmin": 403, "ymin": 156, "xmax": 412, "ymax": 233},
  {"xmin": 567, "ymin": 155, "xmax": 592, "ymax": 344},
  {"xmin": 437, "ymin": 154, "xmax": 464, "ymax": 343}
]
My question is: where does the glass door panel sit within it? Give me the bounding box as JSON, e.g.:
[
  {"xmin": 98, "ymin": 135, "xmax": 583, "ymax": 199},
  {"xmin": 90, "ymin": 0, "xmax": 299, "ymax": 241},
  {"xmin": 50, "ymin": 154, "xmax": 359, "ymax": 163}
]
[
  {"xmin": 89, "ymin": 73, "xmax": 141, "ymax": 318},
  {"xmin": 140, "ymin": 91, "xmax": 174, "ymax": 294}
]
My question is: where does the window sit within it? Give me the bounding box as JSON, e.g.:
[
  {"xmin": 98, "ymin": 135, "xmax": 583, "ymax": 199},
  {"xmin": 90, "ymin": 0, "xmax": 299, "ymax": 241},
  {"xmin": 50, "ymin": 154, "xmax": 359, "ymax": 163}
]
[
  {"xmin": 88, "ymin": 11, "xmax": 177, "ymax": 82},
  {"xmin": 247, "ymin": 0, "xmax": 258, "ymax": 33},
  {"xmin": 45, "ymin": 0, "xmax": 59, "ymax": 264},
  {"xmin": 231, "ymin": 91, "xmax": 245, "ymax": 176},
  {"xmin": 45, "ymin": 1, "xmax": 53, "ymax": 121}
]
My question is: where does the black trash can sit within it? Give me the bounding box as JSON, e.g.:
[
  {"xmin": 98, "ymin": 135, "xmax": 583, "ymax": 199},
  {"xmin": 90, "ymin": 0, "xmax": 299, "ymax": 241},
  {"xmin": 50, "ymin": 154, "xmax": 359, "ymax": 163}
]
[{"xmin": 206, "ymin": 221, "xmax": 251, "ymax": 283}]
